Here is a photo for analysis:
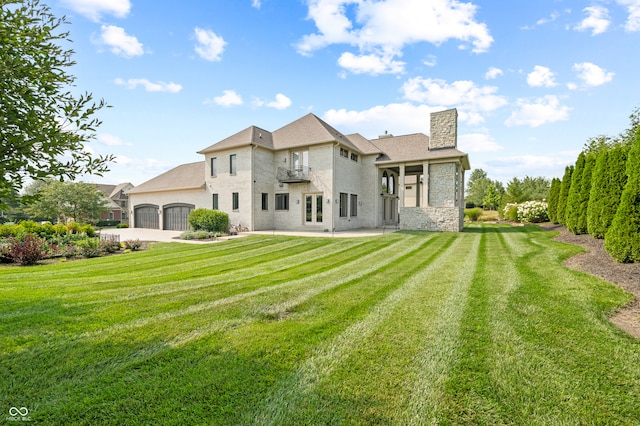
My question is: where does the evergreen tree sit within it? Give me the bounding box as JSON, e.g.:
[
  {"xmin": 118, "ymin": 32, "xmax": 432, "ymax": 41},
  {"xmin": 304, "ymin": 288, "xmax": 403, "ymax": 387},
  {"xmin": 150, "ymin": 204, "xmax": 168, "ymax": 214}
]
[
  {"xmin": 466, "ymin": 169, "xmax": 491, "ymax": 207},
  {"xmin": 565, "ymin": 152, "xmax": 586, "ymax": 232},
  {"xmin": 547, "ymin": 178, "xmax": 561, "ymax": 223},
  {"xmin": 587, "ymin": 145, "xmax": 629, "ymax": 238},
  {"xmin": 482, "ymin": 183, "xmax": 501, "ymax": 210},
  {"xmin": 571, "ymin": 152, "xmax": 596, "ymax": 234},
  {"xmin": 605, "ymin": 129, "xmax": 640, "ymax": 263},
  {"xmin": 556, "ymin": 166, "xmax": 573, "ymax": 225}
]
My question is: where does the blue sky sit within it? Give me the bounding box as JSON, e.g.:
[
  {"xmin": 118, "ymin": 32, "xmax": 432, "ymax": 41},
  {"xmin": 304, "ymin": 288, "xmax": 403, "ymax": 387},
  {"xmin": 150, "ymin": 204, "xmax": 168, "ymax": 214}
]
[{"xmin": 51, "ymin": 0, "xmax": 640, "ymax": 186}]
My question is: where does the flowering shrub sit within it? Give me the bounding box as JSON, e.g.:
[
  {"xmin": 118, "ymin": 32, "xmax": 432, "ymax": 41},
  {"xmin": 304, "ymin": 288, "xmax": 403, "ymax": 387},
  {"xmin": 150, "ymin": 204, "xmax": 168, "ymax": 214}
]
[
  {"xmin": 502, "ymin": 201, "xmax": 549, "ymax": 223},
  {"xmin": 123, "ymin": 239, "xmax": 142, "ymax": 251}
]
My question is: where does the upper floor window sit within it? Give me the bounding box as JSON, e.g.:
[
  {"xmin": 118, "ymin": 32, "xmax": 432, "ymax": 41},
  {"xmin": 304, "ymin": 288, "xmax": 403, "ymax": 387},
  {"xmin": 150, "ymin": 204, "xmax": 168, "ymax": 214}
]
[
  {"xmin": 350, "ymin": 153, "xmax": 358, "ymax": 162},
  {"xmin": 292, "ymin": 150, "xmax": 308, "ymax": 171},
  {"xmin": 211, "ymin": 157, "xmax": 217, "ymax": 177},
  {"xmin": 230, "ymin": 154, "xmax": 237, "ymax": 175},
  {"xmin": 340, "ymin": 147, "xmax": 348, "ymax": 158}
]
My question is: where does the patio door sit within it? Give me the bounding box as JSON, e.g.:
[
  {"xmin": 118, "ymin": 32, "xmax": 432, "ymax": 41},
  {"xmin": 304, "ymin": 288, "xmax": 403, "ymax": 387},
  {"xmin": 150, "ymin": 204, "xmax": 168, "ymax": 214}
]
[{"xmin": 305, "ymin": 194, "xmax": 323, "ymax": 224}]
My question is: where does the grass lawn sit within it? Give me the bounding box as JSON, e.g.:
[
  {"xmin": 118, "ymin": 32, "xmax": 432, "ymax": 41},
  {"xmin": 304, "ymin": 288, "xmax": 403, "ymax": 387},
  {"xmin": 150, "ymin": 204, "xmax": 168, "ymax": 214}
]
[{"xmin": 1, "ymin": 223, "xmax": 639, "ymax": 424}]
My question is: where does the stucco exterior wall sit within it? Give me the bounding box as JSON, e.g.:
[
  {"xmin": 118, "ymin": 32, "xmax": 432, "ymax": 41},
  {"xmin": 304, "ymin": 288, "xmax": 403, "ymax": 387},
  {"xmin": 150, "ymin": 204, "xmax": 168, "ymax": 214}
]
[
  {"xmin": 333, "ymin": 146, "xmax": 377, "ymax": 231},
  {"xmin": 252, "ymin": 147, "xmax": 276, "ymax": 231}
]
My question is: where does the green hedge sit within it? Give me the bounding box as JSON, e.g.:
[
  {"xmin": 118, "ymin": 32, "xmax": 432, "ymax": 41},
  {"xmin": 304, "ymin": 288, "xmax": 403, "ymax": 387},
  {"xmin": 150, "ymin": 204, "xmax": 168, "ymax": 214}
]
[{"xmin": 187, "ymin": 208, "xmax": 229, "ymax": 233}]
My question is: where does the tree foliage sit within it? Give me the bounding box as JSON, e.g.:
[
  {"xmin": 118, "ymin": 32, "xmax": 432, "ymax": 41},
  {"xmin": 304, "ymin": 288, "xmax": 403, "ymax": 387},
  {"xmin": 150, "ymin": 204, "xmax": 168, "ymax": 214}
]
[
  {"xmin": 587, "ymin": 145, "xmax": 629, "ymax": 238},
  {"xmin": 465, "ymin": 169, "xmax": 490, "ymax": 207},
  {"xmin": 605, "ymin": 128, "xmax": 640, "ymax": 263},
  {"xmin": 565, "ymin": 152, "xmax": 586, "ymax": 233},
  {"xmin": 556, "ymin": 166, "xmax": 573, "ymax": 225},
  {"xmin": 547, "ymin": 178, "xmax": 561, "ymax": 224},
  {"xmin": 482, "ymin": 182, "xmax": 501, "ymax": 210},
  {"xmin": 25, "ymin": 180, "xmax": 109, "ymax": 223},
  {"xmin": 0, "ymin": 0, "xmax": 114, "ymax": 208}
]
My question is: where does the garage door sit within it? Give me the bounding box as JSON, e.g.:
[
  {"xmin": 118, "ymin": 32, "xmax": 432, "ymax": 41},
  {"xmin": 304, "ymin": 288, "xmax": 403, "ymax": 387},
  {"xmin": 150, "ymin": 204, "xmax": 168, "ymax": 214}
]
[
  {"xmin": 163, "ymin": 204, "xmax": 193, "ymax": 231},
  {"xmin": 134, "ymin": 205, "xmax": 159, "ymax": 229}
]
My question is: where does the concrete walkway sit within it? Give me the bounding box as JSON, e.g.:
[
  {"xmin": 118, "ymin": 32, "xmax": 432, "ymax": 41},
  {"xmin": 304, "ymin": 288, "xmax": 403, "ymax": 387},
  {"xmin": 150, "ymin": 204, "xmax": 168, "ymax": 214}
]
[{"xmin": 101, "ymin": 227, "xmax": 398, "ymax": 244}]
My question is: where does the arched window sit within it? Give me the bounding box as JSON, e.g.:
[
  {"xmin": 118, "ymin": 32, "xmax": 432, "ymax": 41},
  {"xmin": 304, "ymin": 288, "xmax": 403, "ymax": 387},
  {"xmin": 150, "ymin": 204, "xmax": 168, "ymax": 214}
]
[
  {"xmin": 389, "ymin": 174, "xmax": 395, "ymax": 194},
  {"xmin": 382, "ymin": 171, "xmax": 388, "ymax": 193}
]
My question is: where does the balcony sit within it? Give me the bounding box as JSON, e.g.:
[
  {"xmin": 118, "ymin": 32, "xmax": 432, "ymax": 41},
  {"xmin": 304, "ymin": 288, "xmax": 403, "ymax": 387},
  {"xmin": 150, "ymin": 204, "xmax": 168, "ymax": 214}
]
[{"xmin": 277, "ymin": 166, "xmax": 311, "ymax": 183}]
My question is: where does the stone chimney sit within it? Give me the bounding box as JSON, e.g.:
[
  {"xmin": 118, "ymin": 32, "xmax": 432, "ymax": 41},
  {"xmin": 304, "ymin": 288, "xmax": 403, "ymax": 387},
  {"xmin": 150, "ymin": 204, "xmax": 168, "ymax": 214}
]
[{"xmin": 429, "ymin": 108, "xmax": 457, "ymax": 150}]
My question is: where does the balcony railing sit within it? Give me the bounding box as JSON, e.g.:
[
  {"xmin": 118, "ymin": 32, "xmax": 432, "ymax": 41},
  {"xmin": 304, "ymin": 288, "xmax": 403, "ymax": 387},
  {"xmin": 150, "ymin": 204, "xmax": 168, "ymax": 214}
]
[{"xmin": 277, "ymin": 166, "xmax": 311, "ymax": 183}]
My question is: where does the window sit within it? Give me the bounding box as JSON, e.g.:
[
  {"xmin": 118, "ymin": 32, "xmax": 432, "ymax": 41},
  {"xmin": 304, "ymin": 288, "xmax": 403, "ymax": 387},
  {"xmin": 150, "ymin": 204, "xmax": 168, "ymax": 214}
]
[
  {"xmin": 339, "ymin": 192, "xmax": 348, "ymax": 217},
  {"xmin": 212, "ymin": 193, "xmax": 218, "ymax": 210},
  {"xmin": 350, "ymin": 152, "xmax": 358, "ymax": 162},
  {"xmin": 340, "ymin": 147, "xmax": 348, "ymax": 158},
  {"xmin": 120, "ymin": 201, "xmax": 127, "ymax": 208},
  {"xmin": 210, "ymin": 157, "xmax": 217, "ymax": 177},
  {"xmin": 389, "ymin": 174, "xmax": 395, "ymax": 194},
  {"xmin": 262, "ymin": 193, "xmax": 268, "ymax": 210},
  {"xmin": 122, "ymin": 211, "xmax": 127, "ymax": 220},
  {"xmin": 232, "ymin": 192, "xmax": 239, "ymax": 210},
  {"xmin": 350, "ymin": 194, "xmax": 358, "ymax": 217},
  {"xmin": 292, "ymin": 150, "xmax": 309, "ymax": 171},
  {"xmin": 230, "ymin": 154, "xmax": 237, "ymax": 175},
  {"xmin": 382, "ymin": 171, "xmax": 388, "ymax": 193},
  {"xmin": 275, "ymin": 193, "xmax": 289, "ymax": 210}
]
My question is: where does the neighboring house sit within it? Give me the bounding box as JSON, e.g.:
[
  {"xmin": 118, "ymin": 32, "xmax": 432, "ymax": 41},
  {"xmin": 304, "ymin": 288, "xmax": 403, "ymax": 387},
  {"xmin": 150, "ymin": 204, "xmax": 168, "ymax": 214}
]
[
  {"xmin": 127, "ymin": 109, "xmax": 470, "ymax": 232},
  {"xmin": 97, "ymin": 182, "xmax": 134, "ymax": 224}
]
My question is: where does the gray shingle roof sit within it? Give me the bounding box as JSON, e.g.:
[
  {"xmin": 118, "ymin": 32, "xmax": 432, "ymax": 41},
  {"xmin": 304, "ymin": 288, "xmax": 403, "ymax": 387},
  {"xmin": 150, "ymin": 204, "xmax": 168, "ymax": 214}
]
[
  {"xmin": 198, "ymin": 126, "xmax": 273, "ymax": 154},
  {"xmin": 372, "ymin": 133, "xmax": 470, "ymax": 169},
  {"xmin": 345, "ymin": 133, "xmax": 382, "ymax": 155},
  {"xmin": 127, "ymin": 161, "xmax": 206, "ymax": 194}
]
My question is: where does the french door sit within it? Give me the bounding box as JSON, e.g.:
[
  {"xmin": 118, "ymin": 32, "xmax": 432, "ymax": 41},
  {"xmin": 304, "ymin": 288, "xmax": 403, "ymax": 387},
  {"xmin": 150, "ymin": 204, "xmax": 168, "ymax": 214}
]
[{"xmin": 305, "ymin": 194, "xmax": 323, "ymax": 224}]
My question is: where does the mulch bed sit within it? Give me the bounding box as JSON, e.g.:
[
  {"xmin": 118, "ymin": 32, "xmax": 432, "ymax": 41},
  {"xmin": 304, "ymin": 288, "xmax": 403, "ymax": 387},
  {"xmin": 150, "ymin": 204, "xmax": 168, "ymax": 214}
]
[{"xmin": 540, "ymin": 223, "xmax": 640, "ymax": 338}]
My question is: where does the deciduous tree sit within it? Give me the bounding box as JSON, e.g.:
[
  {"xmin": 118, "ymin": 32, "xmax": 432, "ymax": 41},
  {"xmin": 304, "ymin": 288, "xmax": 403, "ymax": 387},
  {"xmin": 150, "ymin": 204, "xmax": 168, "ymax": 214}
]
[
  {"xmin": 26, "ymin": 180, "xmax": 109, "ymax": 223},
  {"xmin": 1, "ymin": 0, "xmax": 113, "ymax": 209}
]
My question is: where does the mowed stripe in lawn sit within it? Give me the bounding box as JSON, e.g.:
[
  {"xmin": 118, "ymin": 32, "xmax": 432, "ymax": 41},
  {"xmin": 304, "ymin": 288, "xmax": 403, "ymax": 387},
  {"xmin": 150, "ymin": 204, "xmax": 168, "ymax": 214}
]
[{"xmin": 250, "ymin": 232, "xmax": 463, "ymax": 424}]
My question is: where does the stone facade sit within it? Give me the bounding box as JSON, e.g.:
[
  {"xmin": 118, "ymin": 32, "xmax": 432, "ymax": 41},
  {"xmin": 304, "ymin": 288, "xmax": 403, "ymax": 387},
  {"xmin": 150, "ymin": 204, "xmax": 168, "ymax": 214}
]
[
  {"xmin": 399, "ymin": 206, "xmax": 462, "ymax": 232},
  {"xmin": 429, "ymin": 109, "xmax": 458, "ymax": 150}
]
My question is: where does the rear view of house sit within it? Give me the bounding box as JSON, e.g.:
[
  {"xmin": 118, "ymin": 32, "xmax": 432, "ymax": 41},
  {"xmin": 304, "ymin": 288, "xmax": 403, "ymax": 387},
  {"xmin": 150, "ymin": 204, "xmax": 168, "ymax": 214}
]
[{"xmin": 127, "ymin": 109, "xmax": 469, "ymax": 232}]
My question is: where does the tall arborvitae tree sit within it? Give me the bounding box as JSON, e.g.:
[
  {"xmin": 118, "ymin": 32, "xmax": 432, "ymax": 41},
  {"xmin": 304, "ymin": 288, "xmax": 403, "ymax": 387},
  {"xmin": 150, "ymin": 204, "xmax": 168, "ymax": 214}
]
[
  {"xmin": 556, "ymin": 165, "xmax": 573, "ymax": 225},
  {"xmin": 547, "ymin": 178, "xmax": 561, "ymax": 223},
  {"xmin": 565, "ymin": 153, "xmax": 586, "ymax": 232},
  {"xmin": 572, "ymin": 152, "xmax": 596, "ymax": 234},
  {"xmin": 605, "ymin": 129, "xmax": 640, "ymax": 263},
  {"xmin": 587, "ymin": 145, "xmax": 629, "ymax": 238}
]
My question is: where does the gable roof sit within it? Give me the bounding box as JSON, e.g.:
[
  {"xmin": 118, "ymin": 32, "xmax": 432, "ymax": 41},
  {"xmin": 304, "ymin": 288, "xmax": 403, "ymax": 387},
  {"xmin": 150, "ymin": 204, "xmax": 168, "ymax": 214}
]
[
  {"xmin": 372, "ymin": 133, "xmax": 470, "ymax": 169},
  {"xmin": 346, "ymin": 133, "xmax": 383, "ymax": 155},
  {"xmin": 198, "ymin": 114, "xmax": 364, "ymax": 154},
  {"xmin": 127, "ymin": 161, "xmax": 206, "ymax": 194},
  {"xmin": 198, "ymin": 126, "xmax": 273, "ymax": 154}
]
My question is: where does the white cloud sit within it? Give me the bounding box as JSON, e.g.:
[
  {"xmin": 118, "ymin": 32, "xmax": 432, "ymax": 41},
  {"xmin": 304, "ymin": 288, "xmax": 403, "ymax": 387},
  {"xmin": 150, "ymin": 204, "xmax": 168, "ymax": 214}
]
[
  {"xmin": 96, "ymin": 25, "xmax": 144, "ymax": 58},
  {"xmin": 253, "ymin": 93, "xmax": 292, "ymax": 110},
  {"xmin": 323, "ymin": 103, "xmax": 441, "ymax": 137},
  {"xmin": 115, "ymin": 78, "xmax": 183, "ymax": 93},
  {"xmin": 522, "ymin": 11, "xmax": 560, "ymax": 30},
  {"xmin": 504, "ymin": 95, "xmax": 571, "ymax": 128},
  {"xmin": 616, "ymin": 0, "xmax": 640, "ymax": 31},
  {"xmin": 423, "ymin": 54, "xmax": 437, "ymax": 67},
  {"xmin": 526, "ymin": 65, "xmax": 557, "ymax": 87},
  {"xmin": 401, "ymin": 77, "xmax": 507, "ymax": 125},
  {"xmin": 194, "ymin": 28, "xmax": 227, "ymax": 62},
  {"xmin": 337, "ymin": 51, "xmax": 405, "ymax": 75},
  {"xmin": 296, "ymin": 0, "xmax": 493, "ymax": 75},
  {"xmin": 252, "ymin": 0, "xmax": 261, "ymax": 9},
  {"xmin": 574, "ymin": 6, "xmax": 610, "ymax": 35},
  {"xmin": 485, "ymin": 151, "xmax": 579, "ymax": 180},
  {"xmin": 485, "ymin": 67, "xmax": 503, "ymax": 80},
  {"xmin": 458, "ymin": 133, "xmax": 503, "ymax": 153},
  {"xmin": 97, "ymin": 133, "xmax": 131, "ymax": 147},
  {"xmin": 60, "ymin": 0, "xmax": 131, "ymax": 21},
  {"xmin": 206, "ymin": 90, "xmax": 244, "ymax": 107},
  {"xmin": 572, "ymin": 62, "xmax": 615, "ymax": 87}
]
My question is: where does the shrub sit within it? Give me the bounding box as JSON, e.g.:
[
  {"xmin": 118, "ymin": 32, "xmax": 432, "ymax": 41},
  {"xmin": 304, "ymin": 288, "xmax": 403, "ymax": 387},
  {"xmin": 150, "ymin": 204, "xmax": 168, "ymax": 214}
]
[
  {"xmin": 556, "ymin": 165, "xmax": 573, "ymax": 225},
  {"xmin": 547, "ymin": 178, "xmax": 561, "ymax": 224},
  {"xmin": 517, "ymin": 201, "xmax": 549, "ymax": 223},
  {"xmin": 52, "ymin": 223, "xmax": 68, "ymax": 236},
  {"xmin": 188, "ymin": 208, "xmax": 228, "ymax": 233},
  {"xmin": 0, "ymin": 223, "xmax": 19, "ymax": 238},
  {"xmin": 116, "ymin": 223, "xmax": 129, "ymax": 228},
  {"xmin": 96, "ymin": 220, "xmax": 121, "ymax": 227},
  {"xmin": 81, "ymin": 224, "xmax": 96, "ymax": 237},
  {"xmin": 77, "ymin": 238, "xmax": 102, "ymax": 258},
  {"xmin": 464, "ymin": 208, "xmax": 482, "ymax": 222},
  {"xmin": 60, "ymin": 244, "xmax": 79, "ymax": 259},
  {"xmin": 99, "ymin": 239, "xmax": 121, "ymax": 254},
  {"xmin": 67, "ymin": 222, "xmax": 81, "ymax": 234},
  {"xmin": 5, "ymin": 234, "xmax": 48, "ymax": 265},
  {"xmin": 181, "ymin": 230, "xmax": 215, "ymax": 240},
  {"xmin": 565, "ymin": 152, "xmax": 586, "ymax": 233},
  {"xmin": 123, "ymin": 239, "xmax": 142, "ymax": 251},
  {"xmin": 503, "ymin": 203, "xmax": 519, "ymax": 222}
]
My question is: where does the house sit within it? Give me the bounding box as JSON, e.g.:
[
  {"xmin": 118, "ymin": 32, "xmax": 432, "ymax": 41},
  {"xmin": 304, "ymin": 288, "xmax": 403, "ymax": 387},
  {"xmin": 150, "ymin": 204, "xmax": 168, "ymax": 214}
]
[
  {"xmin": 97, "ymin": 182, "xmax": 134, "ymax": 224},
  {"xmin": 127, "ymin": 109, "xmax": 470, "ymax": 232}
]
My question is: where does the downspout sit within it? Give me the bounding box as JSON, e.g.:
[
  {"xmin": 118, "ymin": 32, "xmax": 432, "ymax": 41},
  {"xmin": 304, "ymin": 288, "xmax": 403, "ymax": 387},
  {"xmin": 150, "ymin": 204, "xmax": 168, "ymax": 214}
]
[
  {"xmin": 332, "ymin": 142, "xmax": 339, "ymax": 232},
  {"xmin": 251, "ymin": 144, "xmax": 256, "ymax": 232}
]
